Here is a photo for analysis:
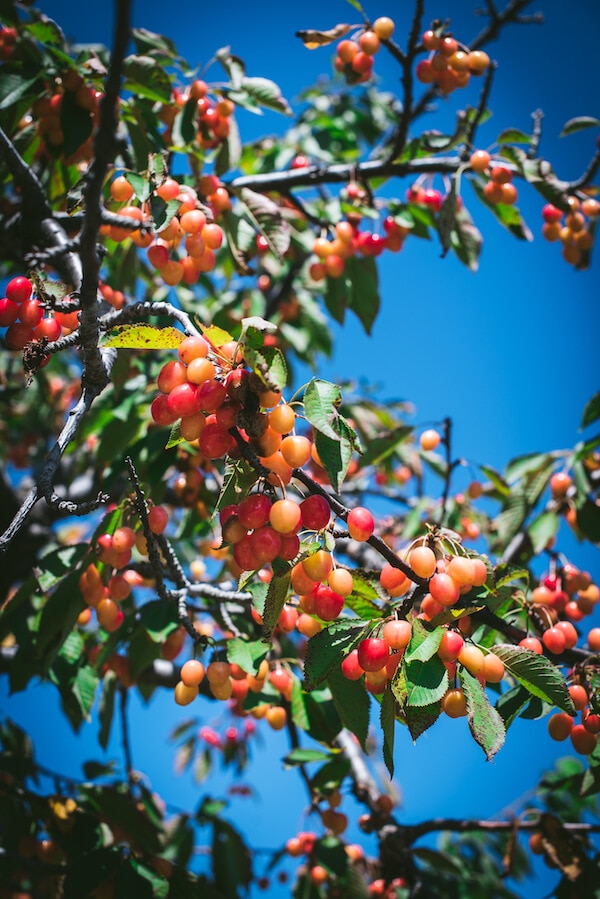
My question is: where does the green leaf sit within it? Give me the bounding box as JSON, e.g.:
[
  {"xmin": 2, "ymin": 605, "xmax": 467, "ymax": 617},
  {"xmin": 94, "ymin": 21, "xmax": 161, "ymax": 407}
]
[
  {"xmin": 0, "ymin": 70, "xmax": 39, "ymax": 110},
  {"xmin": 73, "ymin": 665, "xmax": 99, "ymax": 721},
  {"xmin": 344, "ymin": 0, "xmax": 366, "ymax": 12},
  {"xmin": 81, "ymin": 785, "xmax": 162, "ymax": 854},
  {"xmin": 99, "ymin": 671, "xmax": 117, "ymax": 750},
  {"xmin": 497, "ymin": 128, "xmax": 532, "ymax": 144},
  {"xmin": 460, "ymin": 668, "xmax": 505, "ymax": 760},
  {"xmin": 239, "ymin": 187, "xmax": 291, "ymax": 259},
  {"xmin": 215, "ymin": 114, "xmax": 242, "ymax": 178},
  {"xmin": 496, "ymin": 682, "xmax": 538, "ymax": 728},
  {"xmin": 405, "ymin": 702, "xmax": 442, "ymax": 742},
  {"xmin": 103, "ymin": 325, "xmax": 184, "ymax": 350},
  {"xmin": 172, "ymin": 95, "xmax": 199, "ymax": 147},
  {"xmin": 450, "ymin": 205, "xmax": 483, "ymax": 272},
  {"xmin": 226, "ymin": 637, "xmax": 269, "ymax": 674},
  {"xmin": 327, "ymin": 666, "xmax": 370, "ymax": 749},
  {"xmin": 313, "ymin": 418, "xmax": 358, "ymax": 493},
  {"xmin": 138, "ymin": 600, "xmax": 180, "ymax": 642},
  {"xmin": 60, "ymin": 90, "xmax": 94, "ymax": 160},
  {"xmin": 345, "ymin": 256, "xmax": 380, "ymax": 335},
  {"xmin": 380, "ymin": 685, "xmax": 396, "ymax": 777},
  {"xmin": 240, "ymin": 76, "xmax": 291, "ymax": 115},
  {"xmin": 404, "ymin": 655, "xmax": 448, "ymax": 707},
  {"xmin": 304, "ymin": 620, "xmax": 369, "ymax": 691},
  {"xmin": 262, "ymin": 571, "xmax": 292, "ymax": 641},
  {"xmin": 560, "ymin": 116, "xmax": 600, "ymax": 137},
  {"xmin": 132, "ymin": 28, "xmax": 178, "ymax": 58},
  {"xmin": 35, "ymin": 543, "xmax": 88, "ymax": 592},
  {"xmin": 582, "ymin": 392, "xmax": 600, "ymax": 429},
  {"xmin": 123, "ymin": 55, "xmax": 173, "ymax": 103},
  {"xmin": 404, "ymin": 619, "xmax": 445, "ymax": 663},
  {"xmin": 574, "ymin": 499, "xmax": 600, "ymax": 543},
  {"xmin": 243, "ymin": 344, "xmax": 288, "ymax": 392},
  {"xmin": 528, "ymin": 511, "xmax": 559, "ymax": 554},
  {"xmin": 304, "ymin": 379, "xmax": 343, "ymax": 441},
  {"xmin": 211, "ymin": 818, "xmax": 252, "ymax": 899},
  {"xmin": 284, "ymin": 748, "xmax": 333, "ymax": 765},
  {"xmin": 493, "ymin": 644, "xmax": 574, "ymax": 712}
]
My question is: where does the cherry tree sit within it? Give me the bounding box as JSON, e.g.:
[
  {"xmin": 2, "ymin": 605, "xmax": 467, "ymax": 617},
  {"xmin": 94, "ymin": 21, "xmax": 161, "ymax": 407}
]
[{"xmin": 0, "ymin": 1, "xmax": 599, "ymax": 897}]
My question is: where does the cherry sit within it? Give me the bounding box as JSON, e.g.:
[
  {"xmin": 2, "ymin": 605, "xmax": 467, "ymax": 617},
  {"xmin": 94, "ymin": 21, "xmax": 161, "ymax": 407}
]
[
  {"xmin": 568, "ymin": 684, "xmax": 588, "ymax": 710},
  {"xmin": 180, "ymin": 659, "xmax": 205, "ymax": 687},
  {"xmin": 542, "ymin": 626, "xmax": 566, "ymax": 654},
  {"xmin": 380, "ymin": 564, "xmax": 410, "ymax": 597},
  {"xmin": 0, "ymin": 298, "xmax": 19, "ymax": 327},
  {"xmin": 442, "ymin": 688, "xmax": 467, "ymax": 718},
  {"xmin": 148, "ymin": 505, "xmax": 169, "ymax": 534},
  {"xmin": 570, "ymin": 724, "xmax": 598, "ymax": 755},
  {"xmin": 548, "ymin": 712, "xmax": 573, "ymax": 741},
  {"xmin": 437, "ymin": 629, "xmax": 464, "ymax": 661},
  {"xmin": 300, "ymin": 494, "xmax": 330, "ymax": 530},
  {"xmin": 314, "ymin": 585, "xmax": 344, "ymax": 621},
  {"xmin": 357, "ymin": 637, "xmax": 389, "ymax": 672},
  {"xmin": 519, "ymin": 636, "xmax": 543, "ymax": 654},
  {"xmin": 342, "ymin": 649, "xmax": 365, "ymax": 680},
  {"xmin": 347, "ymin": 506, "xmax": 375, "ymax": 541},
  {"xmin": 302, "ymin": 549, "xmax": 333, "ymax": 582},
  {"xmin": 482, "ymin": 652, "xmax": 505, "ymax": 683},
  {"xmin": 269, "ymin": 498, "xmax": 301, "ymax": 534},
  {"xmin": 373, "ymin": 17, "xmax": 395, "ymax": 40},
  {"xmin": 409, "ymin": 545, "xmax": 437, "ymax": 579},
  {"xmin": 327, "ymin": 568, "xmax": 354, "ymax": 596},
  {"xmin": 248, "ymin": 526, "xmax": 282, "ymax": 564},
  {"xmin": 6, "ymin": 276, "xmax": 33, "ymax": 304},
  {"xmin": 429, "ymin": 572, "xmax": 460, "ymax": 606},
  {"xmin": 550, "ymin": 471, "xmax": 572, "ymax": 497},
  {"xmin": 382, "ymin": 619, "xmax": 412, "ymax": 651},
  {"xmin": 457, "ymin": 644, "xmax": 485, "ymax": 675},
  {"xmin": 447, "ymin": 556, "xmax": 475, "ymax": 587},
  {"xmin": 420, "ymin": 429, "xmax": 441, "ymax": 451}
]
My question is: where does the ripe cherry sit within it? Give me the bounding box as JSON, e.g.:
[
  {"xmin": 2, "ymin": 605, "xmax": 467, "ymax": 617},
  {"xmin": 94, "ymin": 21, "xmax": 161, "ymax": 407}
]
[
  {"xmin": 347, "ymin": 507, "xmax": 375, "ymax": 542},
  {"xmin": 357, "ymin": 637, "xmax": 389, "ymax": 672}
]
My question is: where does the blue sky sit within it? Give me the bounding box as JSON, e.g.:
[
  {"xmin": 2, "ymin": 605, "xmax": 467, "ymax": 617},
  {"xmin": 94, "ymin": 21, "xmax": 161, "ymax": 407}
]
[{"xmin": 2, "ymin": 1, "xmax": 600, "ymax": 895}]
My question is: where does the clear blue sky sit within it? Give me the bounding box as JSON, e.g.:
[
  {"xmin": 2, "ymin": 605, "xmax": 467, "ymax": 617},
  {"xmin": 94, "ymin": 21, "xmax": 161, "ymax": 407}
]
[{"xmin": 2, "ymin": 1, "xmax": 600, "ymax": 895}]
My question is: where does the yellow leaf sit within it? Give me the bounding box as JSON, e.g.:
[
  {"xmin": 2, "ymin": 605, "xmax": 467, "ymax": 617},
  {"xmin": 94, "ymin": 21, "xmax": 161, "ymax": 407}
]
[{"xmin": 103, "ymin": 325, "xmax": 184, "ymax": 350}]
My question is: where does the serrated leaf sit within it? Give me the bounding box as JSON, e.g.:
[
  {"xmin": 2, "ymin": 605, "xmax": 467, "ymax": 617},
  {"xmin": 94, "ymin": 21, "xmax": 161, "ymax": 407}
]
[
  {"xmin": 406, "ymin": 701, "xmax": 442, "ymax": 742},
  {"xmin": 262, "ymin": 572, "xmax": 292, "ymax": 641},
  {"xmin": 304, "ymin": 620, "xmax": 369, "ymax": 691},
  {"xmin": 528, "ymin": 511, "xmax": 559, "ymax": 554},
  {"xmin": 404, "ymin": 655, "xmax": 448, "ymax": 707},
  {"xmin": 450, "ymin": 205, "xmax": 483, "ymax": 272},
  {"xmin": 296, "ymin": 23, "xmax": 351, "ymax": 49},
  {"xmin": 314, "ymin": 419, "xmax": 358, "ymax": 493},
  {"xmin": 493, "ymin": 644, "xmax": 574, "ymax": 712},
  {"xmin": 327, "ymin": 666, "xmax": 369, "ymax": 749},
  {"xmin": 405, "ymin": 619, "xmax": 444, "ymax": 663},
  {"xmin": 226, "ymin": 637, "xmax": 269, "ymax": 674},
  {"xmin": 560, "ymin": 116, "xmax": 600, "ymax": 137},
  {"xmin": 460, "ymin": 668, "xmax": 505, "ymax": 760},
  {"xmin": 35, "ymin": 544, "xmax": 88, "ymax": 592},
  {"xmin": 480, "ymin": 464, "xmax": 510, "ymax": 496},
  {"xmin": 103, "ymin": 325, "xmax": 183, "ymax": 350},
  {"xmin": 123, "ymin": 55, "xmax": 172, "ymax": 103},
  {"xmin": 215, "ymin": 114, "xmax": 242, "ymax": 178},
  {"xmin": 239, "ymin": 187, "xmax": 291, "ymax": 259},
  {"xmin": 243, "ymin": 345, "xmax": 288, "ymax": 392},
  {"xmin": 380, "ymin": 685, "xmax": 396, "ymax": 777},
  {"xmin": 582, "ymin": 392, "xmax": 600, "ymax": 429},
  {"xmin": 201, "ymin": 324, "xmax": 235, "ymax": 348},
  {"xmin": 241, "ymin": 76, "xmax": 291, "ymax": 115},
  {"xmin": 304, "ymin": 379, "xmax": 343, "ymax": 441},
  {"xmin": 574, "ymin": 499, "xmax": 600, "ymax": 543},
  {"xmin": 216, "ymin": 46, "xmax": 246, "ymax": 89}
]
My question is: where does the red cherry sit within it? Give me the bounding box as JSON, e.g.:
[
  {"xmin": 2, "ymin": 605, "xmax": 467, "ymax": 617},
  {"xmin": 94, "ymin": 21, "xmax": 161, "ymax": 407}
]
[
  {"xmin": 314, "ymin": 585, "xmax": 344, "ymax": 621},
  {"xmin": 5, "ymin": 276, "xmax": 33, "ymax": 304},
  {"xmin": 347, "ymin": 507, "xmax": 375, "ymax": 542},
  {"xmin": 357, "ymin": 637, "xmax": 389, "ymax": 672}
]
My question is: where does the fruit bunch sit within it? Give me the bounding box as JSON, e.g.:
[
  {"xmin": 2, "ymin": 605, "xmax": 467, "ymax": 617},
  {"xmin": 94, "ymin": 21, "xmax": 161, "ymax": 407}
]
[
  {"xmin": 468, "ymin": 151, "xmax": 519, "ymax": 205},
  {"xmin": 308, "ymin": 215, "xmax": 408, "ymax": 281},
  {"xmin": 105, "ymin": 174, "xmax": 225, "ymax": 288},
  {"xmin": 541, "ymin": 196, "xmax": 598, "ymax": 268},
  {"xmin": 0, "ymin": 276, "xmax": 73, "ymax": 352},
  {"xmin": 158, "ymin": 79, "xmax": 235, "ymax": 152},
  {"xmin": 333, "ymin": 17, "xmax": 395, "ymax": 85},
  {"xmin": 31, "ymin": 70, "xmax": 102, "ymax": 164},
  {"xmin": 416, "ymin": 27, "xmax": 490, "ymax": 94}
]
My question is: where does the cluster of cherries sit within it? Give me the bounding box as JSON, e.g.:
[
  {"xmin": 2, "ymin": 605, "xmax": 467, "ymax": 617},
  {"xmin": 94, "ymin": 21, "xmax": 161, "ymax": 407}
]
[
  {"xmin": 0, "ymin": 23, "xmax": 16, "ymax": 61},
  {"xmin": 333, "ymin": 17, "xmax": 395, "ymax": 85},
  {"xmin": 541, "ymin": 196, "xmax": 598, "ymax": 268},
  {"xmin": 469, "ymin": 150, "xmax": 519, "ymax": 205},
  {"xmin": 416, "ymin": 28, "xmax": 490, "ymax": 94},
  {"xmin": 307, "ymin": 213, "xmax": 407, "ymax": 282},
  {"xmin": 159, "ymin": 78, "xmax": 235, "ymax": 151},
  {"xmin": 30, "ymin": 69, "xmax": 103, "ymax": 164},
  {"xmin": 105, "ymin": 173, "xmax": 226, "ymax": 288},
  {"xmin": 0, "ymin": 276, "xmax": 74, "ymax": 352},
  {"xmin": 79, "ymin": 506, "xmax": 169, "ymax": 635}
]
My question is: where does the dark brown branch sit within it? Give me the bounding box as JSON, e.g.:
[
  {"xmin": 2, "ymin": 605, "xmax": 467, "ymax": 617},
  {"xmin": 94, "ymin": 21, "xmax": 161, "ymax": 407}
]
[
  {"xmin": 119, "ymin": 684, "xmax": 134, "ymax": 789},
  {"xmin": 384, "ymin": 0, "xmax": 425, "ymax": 163}
]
